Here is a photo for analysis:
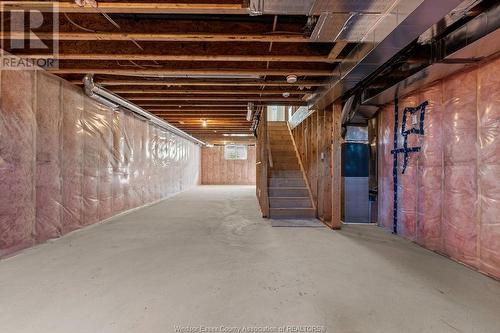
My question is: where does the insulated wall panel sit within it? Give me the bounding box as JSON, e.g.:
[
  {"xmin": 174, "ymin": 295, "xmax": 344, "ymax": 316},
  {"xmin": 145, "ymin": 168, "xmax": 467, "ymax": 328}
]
[
  {"xmin": 398, "ymin": 95, "xmax": 420, "ymax": 241},
  {"xmin": 82, "ymin": 99, "xmax": 101, "ymax": 226},
  {"xmin": 35, "ymin": 72, "xmax": 62, "ymax": 242},
  {"xmin": 0, "ymin": 70, "xmax": 36, "ymax": 256},
  {"xmin": 60, "ymin": 82, "xmax": 84, "ymax": 233},
  {"xmin": 442, "ymin": 69, "xmax": 478, "ymax": 268},
  {"xmin": 377, "ymin": 104, "xmax": 394, "ymax": 230},
  {"xmin": 377, "ymin": 56, "xmax": 500, "ymax": 279},
  {"xmin": 477, "ymin": 58, "xmax": 500, "ymax": 278},
  {"xmin": 0, "ymin": 65, "xmax": 201, "ymax": 258},
  {"xmin": 416, "ymin": 83, "xmax": 443, "ymax": 252},
  {"xmin": 111, "ymin": 111, "xmax": 125, "ymax": 214},
  {"xmin": 97, "ymin": 106, "xmax": 114, "ymax": 221}
]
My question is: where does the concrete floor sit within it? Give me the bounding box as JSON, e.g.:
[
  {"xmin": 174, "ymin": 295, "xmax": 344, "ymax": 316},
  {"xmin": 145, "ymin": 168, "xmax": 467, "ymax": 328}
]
[{"xmin": 1, "ymin": 186, "xmax": 499, "ymax": 333}]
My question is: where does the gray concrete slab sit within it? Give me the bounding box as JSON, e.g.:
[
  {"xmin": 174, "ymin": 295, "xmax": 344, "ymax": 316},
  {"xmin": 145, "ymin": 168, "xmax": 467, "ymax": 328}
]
[{"xmin": 0, "ymin": 185, "xmax": 499, "ymax": 333}]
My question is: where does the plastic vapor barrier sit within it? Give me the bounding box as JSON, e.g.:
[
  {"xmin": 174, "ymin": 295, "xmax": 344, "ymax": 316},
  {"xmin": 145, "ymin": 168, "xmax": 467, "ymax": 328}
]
[
  {"xmin": 377, "ymin": 56, "xmax": 500, "ymax": 279},
  {"xmin": 0, "ymin": 69, "xmax": 200, "ymax": 257}
]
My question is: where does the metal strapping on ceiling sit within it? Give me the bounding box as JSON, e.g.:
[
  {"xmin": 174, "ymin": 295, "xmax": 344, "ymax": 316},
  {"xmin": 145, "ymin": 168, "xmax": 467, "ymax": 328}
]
[
  {"xmin": 310, "ymin": 0, "xmax": 465, "ymax": 110},
  {"xmin": 249, "ymin": 0, "xmax": 404, "ymax": 42},
  {"xmin": 248, "ymin": 0, "xmax": 399, "ymax": 15},
  {"xmin": 364, "ymin": 1, "xmax": 500, "ymax": 106}
]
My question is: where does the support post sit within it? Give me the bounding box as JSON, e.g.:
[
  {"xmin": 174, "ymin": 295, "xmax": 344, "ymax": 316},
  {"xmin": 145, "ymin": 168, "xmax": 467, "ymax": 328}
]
[{"xmin": 331, "ymin": 102, "xmax": 342, "ymax": 229}]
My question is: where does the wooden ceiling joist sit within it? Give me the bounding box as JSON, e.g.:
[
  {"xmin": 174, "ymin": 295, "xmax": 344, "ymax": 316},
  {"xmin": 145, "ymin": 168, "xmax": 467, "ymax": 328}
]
[
  {"xmin": 153, "ymin": 112, "xmax": 246, "ymax": 115},
  {"xmin": 49, "ymin": 68, "xmax": 333, "ymax": 76},
  {"xmin": 3, "ymin": 32, "xmax": 310, "ymax": 43},
  {"xmin": 162, "ymin": 118, "xmax": 247, "ymax": 121},
  {"xmin": 1, "ymin": 2, "xmax": 351, "ymax": 144},
  {"xmin": 70, "ymin": 79, "xmax": 326, "ymax": 87},
  {"xmin": 22, "ymin": 54, "xmax": 338, "ymax": 63},
  {"xmin": 328, "ymin": 41, "xmax": 348, "ymax": 60},
  {"xmin": 137, "ymin": 103, "xmax": 249, "ymax": 107},
  {"xmin": 126, "ymin": 97, "xmax": 303, "ymax": 102},
  {"xmin": 113, "ymin": 89, "xmax": 307, "ymax": 95},
  {"xmin": 145, "ymin": 108, "xmax": 246, "ymax": 112},
  {"xmin": 151, "ymin": 111, "xmax": 246, "ymax": 114},
  {"xmin": 0, "ymin": 2, "xmax": 248, "ymax": 15}
]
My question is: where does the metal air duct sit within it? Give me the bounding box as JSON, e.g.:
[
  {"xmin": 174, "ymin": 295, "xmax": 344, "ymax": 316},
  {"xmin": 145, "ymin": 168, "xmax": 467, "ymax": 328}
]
[
  {"xmin": 83, "ymin": 75, "xmax": 206, "ymax": 146},
  {"xmin": 310, "ymin": 0, "xmax": 464, "ymax": 110},
  {"xmin": 363, "ymin": 1, "xmax": 500, "ymax": 105}
]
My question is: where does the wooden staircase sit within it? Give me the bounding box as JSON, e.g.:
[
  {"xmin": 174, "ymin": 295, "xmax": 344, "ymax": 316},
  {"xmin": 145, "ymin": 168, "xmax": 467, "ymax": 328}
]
[{"xmin": 267, "ymin": 122, "xmax": 315, "ymax": 219}]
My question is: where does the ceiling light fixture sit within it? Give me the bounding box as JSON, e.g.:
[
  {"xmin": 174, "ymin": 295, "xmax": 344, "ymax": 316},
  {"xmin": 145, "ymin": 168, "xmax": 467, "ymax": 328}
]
[
  {"xmin": 282, "ymin": 92, "xmax": 290, "ymax": 98},
  {"xmin": 286, "ymin": 74, "xmax": 297, "ymax": 84},
  {"xmin": 202, "ymin": 119, "xmax": 208, "ymax": 127}
]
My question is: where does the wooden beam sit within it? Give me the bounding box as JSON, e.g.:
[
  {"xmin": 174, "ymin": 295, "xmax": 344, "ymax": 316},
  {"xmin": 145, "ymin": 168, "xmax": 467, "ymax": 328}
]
[
  {"xmin": 164, "ymin": 118, "xmax": 247, "ymax": 121},
  {"xmin": 126, "ymin": 97, "xmax": 303, "ymax": 102},
  {"xmin": 178, "ymin": 129, "xmax": 252, "ymax": 132},
  {"xmin": 331, "ymin": 102, "xmax": 342, "ymax": 230},
  {"xmin": 328, "ymin": 41, "xmax": 348, "ymax": 60},
  {"xmin": 137, "ymin": 103, "xmax": 249, "ymax": 107},
  {"xmin": 146, "ymin": 109, "xmax": 247, "ymax": 112},
  {"xmin": 21, "ymin": 54, "xmax": 340, "ymax": 63},
  {"xmin": 150, "ymin": 110, "xmax": 249, "ymax": 113},
  {"xmin": 137, "ymin": 101, "xmax": 306, "ymax": 106},
  {"xmin": 0, "ymin": 2, "xmax": 247, "ymax": 14},
  {"xmin": 151, "ymin": 114, "xmax": 247, "ymax": 117},
  {"xmin": 187, "ymin": 129, "xmax": 252, "ymax": 132},
  {"xmin": 2, "ymin": 32, "xmax": 309, "ymax": 43},
  {"xmin": 113, "ymin": 89, "xmax": 307, "ymax": 95},
  {"xmin": 49, "ymin": 68, "xmax": 334, "ymax": 76},
  {"xmin": 71, "ymin": 79, "xmax": 327, "ymax": 87},
  {"xmin": 154, "ymin": 113, "xmax": 246, "ymax": 116},
  {"xmin": 177, "ymin": 123, "xmax": 251, "ymax": 126}
]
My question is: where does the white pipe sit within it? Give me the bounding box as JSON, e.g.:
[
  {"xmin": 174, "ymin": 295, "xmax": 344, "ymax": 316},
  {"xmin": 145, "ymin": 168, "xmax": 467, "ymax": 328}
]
[{"xmin": 83, "ymin": 75, "xmax": 205, "ymax": 146}]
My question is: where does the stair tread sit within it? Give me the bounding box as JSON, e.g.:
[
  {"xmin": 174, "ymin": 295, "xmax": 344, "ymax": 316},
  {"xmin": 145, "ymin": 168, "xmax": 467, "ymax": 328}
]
[
  {"xmin": 268, "ymin": 177, "xmax": 303, "ymax": 179},
  {"xmin": 270, "ymin": 208, "xmax": 315, "ymax": 211}
]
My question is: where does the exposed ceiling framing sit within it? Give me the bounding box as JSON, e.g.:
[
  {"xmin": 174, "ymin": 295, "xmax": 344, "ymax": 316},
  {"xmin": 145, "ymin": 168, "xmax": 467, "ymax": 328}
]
[{"xmin": 0, "ymin": 0, "xmax": 479, "ymax": 144}]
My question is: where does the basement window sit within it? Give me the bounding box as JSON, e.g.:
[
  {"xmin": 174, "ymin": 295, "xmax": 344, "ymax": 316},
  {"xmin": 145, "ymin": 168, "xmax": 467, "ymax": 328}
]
[
  {"xmin": 224, "ymin": 144, "xmax": 248, "ymax": 160},
  {"xmin": 267, "ymin": 105, "xmax": 286, "ymax": 121}
]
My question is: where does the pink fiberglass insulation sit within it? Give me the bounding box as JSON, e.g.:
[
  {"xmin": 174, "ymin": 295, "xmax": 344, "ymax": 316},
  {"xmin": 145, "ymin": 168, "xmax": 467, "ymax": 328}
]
[
  {"xmin": 398, "ymin": 94, "xmax": 421, "ymax": 241},
  {"xmin": 60, "ymin": 82, "xmax": 84, "ymax": 233},
  {"xmin": 97, "ymin": 106, "xmax": 114, "ymax": 221},
  {"xmin": 416, "ymin": 83, "xmax": 443, "ymax": 252},
  {"xmin": 82, "ymin": 99, "xmax": 101, "ymax": 226},
  {"xmin": 35, "ymin": 72, "xmax": 62, "ymax": 242},
  {"xmin": 0, "ymin": 66, "xmax": 200, "ymax": 258},
  {"xmin": 377, "ymin": 56, "xmax": 500, "ymax": 279},
  {"xmin": 130, "ymin": 115, "xmax": 143, "ymax": 208},
  {"xmin": 442, "ymin": 68, "xmax": 478, "ymax": 268},
  {"xmin": 121, "ymin": 112, "xmax": 134, "ymax": 211},
  {"xmin": 0, "ymin": 70, "xmax": 36, "ymax": 256},
  {"xmin": 111, "ymin": 111, "xmax": 125, "ymax": 214},
  {"xmin": 477, "ymin": 58, "xmax": 500, "ymax": 278},
  {"xmin": 377, "ymin": 103, "xmax": 394, "ymax": 230}
]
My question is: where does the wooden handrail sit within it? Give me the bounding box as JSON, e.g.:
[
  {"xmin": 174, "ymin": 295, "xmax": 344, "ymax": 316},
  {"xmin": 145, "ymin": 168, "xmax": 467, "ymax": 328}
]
[
  {"xmin": 287, "ymin": 120, "xmax": 317, "ymax": 211},
  {"xmin": 255, "ymin": 109, "xmax": 270, "ymax": 218},
  {"xmin": 266, "ymin": 129, "xmax": 273, "ymax": 169}
]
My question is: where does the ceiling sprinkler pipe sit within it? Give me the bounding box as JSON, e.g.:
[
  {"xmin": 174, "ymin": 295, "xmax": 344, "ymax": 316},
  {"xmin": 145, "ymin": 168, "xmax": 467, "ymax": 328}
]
[{"xmin": 83, "ymin": 74, "xmax": 206, "ymax": 146}]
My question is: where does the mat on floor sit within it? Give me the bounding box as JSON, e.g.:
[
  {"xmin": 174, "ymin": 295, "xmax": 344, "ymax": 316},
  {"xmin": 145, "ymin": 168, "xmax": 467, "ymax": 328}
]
[{"xmin": 270, "ymin": 219, "xmax": 324, "ymax": 227}]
